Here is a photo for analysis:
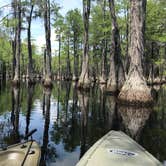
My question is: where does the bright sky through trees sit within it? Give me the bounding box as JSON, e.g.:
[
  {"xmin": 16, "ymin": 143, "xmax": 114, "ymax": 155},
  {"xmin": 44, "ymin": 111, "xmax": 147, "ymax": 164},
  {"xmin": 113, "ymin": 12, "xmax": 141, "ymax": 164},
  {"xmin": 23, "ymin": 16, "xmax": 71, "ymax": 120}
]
[{"xmin": 0, "ymin": 0, "xmax": 82, "ymax": 53}]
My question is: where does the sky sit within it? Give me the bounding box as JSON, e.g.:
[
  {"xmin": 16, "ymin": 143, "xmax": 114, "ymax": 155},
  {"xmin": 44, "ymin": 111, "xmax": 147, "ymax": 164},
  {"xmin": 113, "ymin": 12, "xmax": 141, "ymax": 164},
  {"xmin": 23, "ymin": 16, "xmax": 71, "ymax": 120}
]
[{"xmin": 0, "ymin": 0, "xmax": 82, "ymax": 54}]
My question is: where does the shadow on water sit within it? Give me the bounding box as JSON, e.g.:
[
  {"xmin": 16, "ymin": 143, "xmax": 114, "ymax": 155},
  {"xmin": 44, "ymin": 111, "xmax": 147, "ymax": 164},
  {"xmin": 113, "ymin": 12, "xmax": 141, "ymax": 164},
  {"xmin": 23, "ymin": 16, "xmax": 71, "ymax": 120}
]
[{"xmin": 0, "ymin": 81, "xmax": 165, "ymax": 165}]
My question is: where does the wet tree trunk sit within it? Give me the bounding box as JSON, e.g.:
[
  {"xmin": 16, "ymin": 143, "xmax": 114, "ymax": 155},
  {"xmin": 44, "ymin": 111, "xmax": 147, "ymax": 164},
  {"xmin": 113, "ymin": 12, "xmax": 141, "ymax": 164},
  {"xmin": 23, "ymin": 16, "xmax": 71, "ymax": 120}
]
[
  {"xmin": 78, "ymin": 0, "xmax": 91, "ymax": 89},
  {"xmin": 12, "ymin": 0, "xmax": 21, "ymax": 85},
  {"xmin": 27, "ymin": 2, "xmax": 34, "ymax": 83},
  {"xmin": 107, "ymin": 0, "xmax": 125, "ymax": 93},
  {"xmin": 43, "ymin": 0, "xmax": 52, "ymax": 87},
  {"xmin": 99, "ymin": 0, "xmax": 107, "ymax": 84},
  {"xmin": 118, "ymin": 0, "xmax": 152, "ymax": 105}
]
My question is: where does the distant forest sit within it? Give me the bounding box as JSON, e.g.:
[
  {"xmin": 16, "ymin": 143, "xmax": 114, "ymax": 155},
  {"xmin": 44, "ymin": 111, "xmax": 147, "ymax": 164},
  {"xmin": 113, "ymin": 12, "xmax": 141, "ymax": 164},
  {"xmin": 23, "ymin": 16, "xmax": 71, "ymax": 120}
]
[{"xmin": 0, "ymin": 0, "xmax": 165, "ymax": 104}]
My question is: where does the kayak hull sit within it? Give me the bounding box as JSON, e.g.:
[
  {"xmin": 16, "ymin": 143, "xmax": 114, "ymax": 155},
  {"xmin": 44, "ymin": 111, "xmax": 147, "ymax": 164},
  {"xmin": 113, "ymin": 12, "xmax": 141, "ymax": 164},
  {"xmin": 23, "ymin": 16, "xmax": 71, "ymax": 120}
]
[
  {"xmin": 76, "ymin": 131, "xmax": 162, "ymax": 166},
  {"xmin": 0, "ymin": 141, "xmax": 41, "ymax": 166}
]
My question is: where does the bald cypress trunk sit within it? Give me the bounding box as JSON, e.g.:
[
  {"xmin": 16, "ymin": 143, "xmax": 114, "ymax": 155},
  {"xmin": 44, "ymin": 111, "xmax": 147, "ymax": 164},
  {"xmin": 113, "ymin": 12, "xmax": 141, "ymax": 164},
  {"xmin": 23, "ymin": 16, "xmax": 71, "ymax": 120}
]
[
  {"xmin": 12, "ymin": 0, "xmax": 21, "ymax": 85},
  {"xmin": 78, "ymin": 0, "xmax": 91, "ymax": 89},
  {"xmin": 43, "ymin": 0, "xmax": 52, "ymax": 87},
  {"xmin": 99, "ymin": 0, "xmax": 107, "ymax": 84},
  {"xmin": 118, "ymin": 0, "xmax": 152, "ymax": 105},
  {"xmin": 27, "ymin": 2, "xmax": 34, "ymax": 83},
  {"xmin": 12, "ymin": 0, "xmax": 17, "ymax": 79},
  {"xmin": 73, "ymin": 31, "xmax": 79, "ymax": 81},
  {"xmin": 66, "ymin": 34, "xmax": 71, "ymax": 80},
  {"xmin": 107, "ymin": 0, "xmax": 125, "ymax": 92}
]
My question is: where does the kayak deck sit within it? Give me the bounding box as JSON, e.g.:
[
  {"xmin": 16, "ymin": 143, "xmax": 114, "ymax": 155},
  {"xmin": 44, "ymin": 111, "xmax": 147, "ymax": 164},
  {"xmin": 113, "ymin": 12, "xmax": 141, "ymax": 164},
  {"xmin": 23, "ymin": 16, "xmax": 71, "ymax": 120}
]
[
  {"xmin": 76, "ymin": 131, "xmax": 162, "ymax": 166},
  {"xmin": 0, "ymin": 141, "xmax": 41, "ymax": 166}
]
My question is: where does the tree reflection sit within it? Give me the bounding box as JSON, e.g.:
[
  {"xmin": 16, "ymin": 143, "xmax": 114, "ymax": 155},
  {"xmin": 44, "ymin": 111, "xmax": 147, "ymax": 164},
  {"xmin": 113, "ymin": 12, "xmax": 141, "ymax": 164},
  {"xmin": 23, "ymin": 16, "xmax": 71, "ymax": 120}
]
[
  {"xmin": 78, "ymin": 91, "xmax": 89, "ymax": 158},
  {"xmin": 63, "ymin": 83, "xmax": 80, "ymax": 152},
  {"xmin": 0, "ymin": 79, "xmax": 2, "ymax": 94},
  {"xmin": 106, "ymin": 95, "xmax": 122, "ymax": 130},
  {"xmin": 139, "ymin": 110, "xmax": 166, "ymax": 162},
  {"xmin": 25, "ymin": 84, "xmax": 34, "ymax": 136},
  {"xmin": 50, "ymin": 83, "xmax": 80, "ymax": 153},
  {"xmin": 9, "ymin": 87, "xmax": 21, "ymax": 144},
  {"xmin": 118, "ymin": 105, "xmax": 152, "ymax": 141},
  {"xmin": 139, "ymin": 87, "xmax": 166, "ymax": 162},
  {"xmin": 40, "ymin": 88, "xmax": 52, "ymax": 166}
]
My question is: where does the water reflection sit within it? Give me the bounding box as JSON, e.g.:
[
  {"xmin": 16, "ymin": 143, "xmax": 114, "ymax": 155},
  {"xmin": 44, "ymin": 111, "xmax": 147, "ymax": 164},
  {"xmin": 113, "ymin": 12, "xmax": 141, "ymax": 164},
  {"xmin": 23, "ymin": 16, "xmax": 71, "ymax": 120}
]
[
  {"xmin": 106, "ymin": 96, "xmax": 122, "ymax": 130},
  {"xmin": 0, "ymin": 82, "xmax": 165, "ymax": 165},
  {"xmin": 11, "ymin": 87, "xmax": 21, "ymax": 143},
  {"xmin": 118, "ymin": 105, "xmax": 152, "ymax": 141},
  {"xmin": 78, "ymin": 91, "xmax": 89, "ymax": 158},
  {"xmin": 41, "ymin": 88, "xmax": 52, "ymax": 166},
  {"xmin": 25, "ymin": 84, "xmax": 34, "ymax": 136}
]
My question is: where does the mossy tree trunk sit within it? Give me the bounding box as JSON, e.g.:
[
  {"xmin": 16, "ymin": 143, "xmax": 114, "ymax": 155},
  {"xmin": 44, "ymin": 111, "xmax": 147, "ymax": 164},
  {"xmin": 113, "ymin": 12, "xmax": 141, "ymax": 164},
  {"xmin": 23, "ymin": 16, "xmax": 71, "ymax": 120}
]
[
  {"xmin": 78, "ymin": 0, "xmax": 91, "ymax": 89},
  {"xmin": 118, "ymin": 0, "xmax": 152, "ymax": 105},
  {"xmin": 107, "ymin": 0, "xmax": 125, "ymax": 93}
]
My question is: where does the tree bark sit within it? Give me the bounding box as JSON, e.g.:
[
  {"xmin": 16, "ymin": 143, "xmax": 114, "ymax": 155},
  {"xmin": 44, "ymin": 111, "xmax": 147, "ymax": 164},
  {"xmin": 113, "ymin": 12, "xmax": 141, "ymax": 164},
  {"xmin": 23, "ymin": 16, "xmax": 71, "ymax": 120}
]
[
  {"xmin": 125, "ymin": 2, "xmax": 130, "ymax": 74},
  {"xmin": 99, "ymin": 0, "xmax": 107, "ymax": 84},
  {"xmin": 107, "ymin": 0, "xmax": 125, "ymax": 92},
  {"xmin": 78, "ymin": 0, "xmax": 91, "ymax": 89},
  {"xmin": 12, "ymin": 0, "xmax": 17, "ymax": 79},
  {"xmin": 43, "ymin": 0, "xmax": 52, "ymax": 87},
  {"xmin": 57, "ymin": 35, "xmax": 61, "ymax": 80},
  {"xmin": 66, "ymin": 34, "xmax": 71, "ymax": 80},
  {"xmin": 27, "ymin": 1, "xmax": 34, "ymax": 83},
  {"xmin": 118, "ymin": 0, "xmax": 152, "ymax": 105},
  {"xmin": 73, "ymin": 31, "xmax": 79, "ymax": 81},
  {"xmin": 12, "ymin": 0, "xmax": 21, "ymax": 85},
  {"xmin": 43, "ymin": 49, "xmax": 47, "ymax": 79}
]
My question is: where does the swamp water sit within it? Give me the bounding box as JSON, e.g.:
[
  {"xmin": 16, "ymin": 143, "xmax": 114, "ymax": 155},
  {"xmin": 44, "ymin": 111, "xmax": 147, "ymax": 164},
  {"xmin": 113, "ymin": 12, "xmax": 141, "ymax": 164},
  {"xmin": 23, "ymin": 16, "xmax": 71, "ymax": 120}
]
[{"xmin": 0, "ymin": 82, "xmax": 165, "ymax": 165}]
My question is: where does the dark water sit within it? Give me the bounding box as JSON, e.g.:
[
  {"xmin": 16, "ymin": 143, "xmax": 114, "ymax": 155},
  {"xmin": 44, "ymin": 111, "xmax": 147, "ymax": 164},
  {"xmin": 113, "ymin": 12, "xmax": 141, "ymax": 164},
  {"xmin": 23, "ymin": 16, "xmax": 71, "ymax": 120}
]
[{"xmin": 0, "ymin": 81, "xmax": 165, "ymax": 165}]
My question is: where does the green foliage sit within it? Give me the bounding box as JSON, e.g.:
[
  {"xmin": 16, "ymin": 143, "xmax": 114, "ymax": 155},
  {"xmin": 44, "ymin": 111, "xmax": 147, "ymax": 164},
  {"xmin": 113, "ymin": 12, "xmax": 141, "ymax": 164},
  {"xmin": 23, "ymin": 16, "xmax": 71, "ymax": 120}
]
[
  {"xmin": 0, "ymin": 31, "xmax": 12, "ymax": 64},
  {"xmin": 146, "ymin": 0, "xmax": 166, "ymax": 42},
  {"xmin": 0, "ymin": 0, "xmax": 165, "ymax": 79},
  {"xmin": 90, "ymin": 3, "xmax": 111, "ymax": 46}
]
